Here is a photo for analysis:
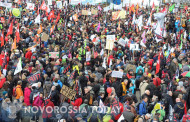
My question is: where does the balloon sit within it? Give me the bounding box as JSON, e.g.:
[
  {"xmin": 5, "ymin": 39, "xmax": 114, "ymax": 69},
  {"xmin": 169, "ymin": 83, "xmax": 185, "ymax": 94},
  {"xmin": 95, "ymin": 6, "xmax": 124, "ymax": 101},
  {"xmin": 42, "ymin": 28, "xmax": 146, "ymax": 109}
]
[
  {"xmin": 12, "ymin": 8, "xmax": 20, "ymax": 17},
  {"xmin": 106, "ymin": 87, "xmax": 112, "ymax": 94}
]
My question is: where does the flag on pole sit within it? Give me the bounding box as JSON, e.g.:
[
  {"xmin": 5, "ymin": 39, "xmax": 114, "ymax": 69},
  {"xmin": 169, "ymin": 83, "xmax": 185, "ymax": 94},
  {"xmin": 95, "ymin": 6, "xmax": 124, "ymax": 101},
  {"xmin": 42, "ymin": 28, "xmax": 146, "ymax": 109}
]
[
  {"xmin": 152, "ymin": 2, "xmax": 155, "ymax": 10},
  {"xmin": 40, "ymin": 0, "xmax": 48, "ymax": 12},
  {"xmin": 37, "ymin": 25, "xmax": 42, "ymax": 34},
  {"xmin": 50, "ymin": 25, "xmax": 55, "ymax": 35},
  {"xmin": 48, "ymin": 10, "xmax": 55, "ymax": 21},
  {"xmin": 180, "ymin": 34, "xmax": 183, "ymax": 49},
  {"xmin": 169, "ymin": 4, "xmax": 175, "ymax": 12},
  {"xmin": 35, "ymin": 14, "xmax": 40, "ymax": 24},
  {"xmin": 11, "ymin": 37, "xmax": 17, "ymax": 51},
  {"xmin": 156, "ymin": 53, "xmax": 161, "ymax": 74},
  {"xmin": 109, "ymin": 59, "xmax": 112, "ymax": 68},
  {"xmin": 1, "ymin": 30, "xmax": 4, "ymax": 47},
  {"xmin": 14, "ymin": 57, "xmax": 22, "ymax": 75},
  {"xmin": 7, "ymin": 21, "xmax": 13, "ymax": 36},
  {"xmin": 16, "ymin": 23, "xmax": 20, "ymax": 43},
  {"xmin": 97, "ymin": 22, "xmax": 100, "ymax": 32}
]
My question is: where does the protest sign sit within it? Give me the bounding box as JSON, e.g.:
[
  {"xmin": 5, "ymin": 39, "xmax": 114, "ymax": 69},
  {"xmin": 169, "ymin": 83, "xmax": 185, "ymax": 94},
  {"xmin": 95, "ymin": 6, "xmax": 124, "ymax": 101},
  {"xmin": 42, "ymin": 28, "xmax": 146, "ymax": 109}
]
[
  {"xmin": 49, "ymin": 52, "xmax": 59, "ymax": 58},
  {"xmin": 48, "ymin": 0, "xmax": 52, "ymax": 5},
  {"xmin": 70, "ymin": 0, "xmax": 81, "ymax": 5},
  {"xmin": 118, "ymin": 38, "xmax": 126, "ymax": 47},
  {"xmin": 130, "ymin": 44, "xmax": 140, "ymax": 50},
  {"xmin": 91, "ymin": 9, "xmax": 98, "ymax": 15},
  {"xmin": 111, "ymin": 71, "xmax": 123, "ymax": 78},
  {"xmin": 26, "ymin": 3, "xmax": 34, "ymax": 10},
  {"xmin": 63, "ymin": 65, "xmax": 71, "ymax": 74},
  {"xmin": 27, "ymin": 72, "xmax": 41, "ymax": 84},
  {"xmin": 106, "ymin": 35, "xmax": 115, "ymax": 50},
  {"xmin": 41, "ymin": 32, "xmax": 49, "ymax": 41},
  {"xmin": 60, "ymin": 85, "xmax": 76, "ymax": 100},
  {"xmin": 56, "ymin": 1, "xmax": 62, "ymax": 9},
  {"xmin": 82, "ymin": 10, "xmax": 89, "ymax": 15},
  {"xmin": 86, "ymin": 51, "xmax": 91, "ymax": 61}
]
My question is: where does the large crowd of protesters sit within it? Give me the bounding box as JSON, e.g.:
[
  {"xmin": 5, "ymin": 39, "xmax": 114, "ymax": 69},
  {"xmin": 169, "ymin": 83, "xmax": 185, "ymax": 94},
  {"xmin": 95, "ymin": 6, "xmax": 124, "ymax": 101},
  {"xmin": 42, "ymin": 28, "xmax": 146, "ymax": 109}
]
[{"xmin": 0, "ymin": 1, "xmax": 190, "ymax": 122}]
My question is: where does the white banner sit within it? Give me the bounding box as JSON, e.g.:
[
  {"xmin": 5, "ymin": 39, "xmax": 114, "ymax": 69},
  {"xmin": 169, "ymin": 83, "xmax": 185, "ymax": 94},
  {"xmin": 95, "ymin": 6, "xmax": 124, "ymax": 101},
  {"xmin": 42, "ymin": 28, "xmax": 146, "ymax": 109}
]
[
  {"xmin": 0, "ymin": 2, "xmax": 12, "ymax": 8},
  {"xmin": 111, "ymin": 71, "xmax": 123, "ymax": 78}
]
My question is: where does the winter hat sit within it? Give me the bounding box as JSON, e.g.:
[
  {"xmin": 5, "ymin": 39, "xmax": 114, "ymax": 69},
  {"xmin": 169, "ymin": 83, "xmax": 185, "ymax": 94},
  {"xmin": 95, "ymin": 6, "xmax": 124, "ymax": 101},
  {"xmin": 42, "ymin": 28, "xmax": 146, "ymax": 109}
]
[{"xmin": 3, "ymin": 91, "xmax": 8, "ymax": 96}]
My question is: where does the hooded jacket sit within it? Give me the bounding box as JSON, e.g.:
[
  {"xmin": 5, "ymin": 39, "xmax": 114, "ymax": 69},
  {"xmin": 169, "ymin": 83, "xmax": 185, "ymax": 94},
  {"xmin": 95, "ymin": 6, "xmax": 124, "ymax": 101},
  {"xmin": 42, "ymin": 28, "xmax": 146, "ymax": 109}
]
[
  {"xmin": 24, "ymin": 87, "xmax": 31, "ymax": 106},
  {"xmin": 16, "ymin": 85, "xmax": 23, "ymax": 99},
  {"xmin": 174, "ymin": 102, "xmax": 184, "ymax": 120}
]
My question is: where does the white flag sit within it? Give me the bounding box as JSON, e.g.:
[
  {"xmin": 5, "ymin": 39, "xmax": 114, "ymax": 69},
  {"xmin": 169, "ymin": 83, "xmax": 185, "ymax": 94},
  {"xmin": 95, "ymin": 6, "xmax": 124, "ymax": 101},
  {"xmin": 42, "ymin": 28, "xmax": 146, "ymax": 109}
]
[
  {"xmin": 132, "ymin": 13, "xmax": 136, "ymax": 25},
  {"xmin": 100, "ymin": 49, "xmax": 104, "ymax": 56},
  {"xmin": 102, "ymin": 57, "xmax": 107, "ymax": 69},
  {"xmin": 35, "ymin": 14, "xmax": 40, "ymax": 24},
  {"xmin": 14, "ymin": 57, "xmax": 22, "ymax": 75},
  {"xmin": 109, "ymin": 59, "xmax": 112, "ymax": 68}
]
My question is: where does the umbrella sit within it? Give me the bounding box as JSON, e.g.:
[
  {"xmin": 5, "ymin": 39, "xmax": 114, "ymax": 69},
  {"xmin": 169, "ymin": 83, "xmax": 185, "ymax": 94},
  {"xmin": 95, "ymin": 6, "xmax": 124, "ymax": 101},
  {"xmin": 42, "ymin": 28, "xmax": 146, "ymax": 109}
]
[{"xmin": 181, "ymin": 71, "xmax": 190, "ymax": 77}]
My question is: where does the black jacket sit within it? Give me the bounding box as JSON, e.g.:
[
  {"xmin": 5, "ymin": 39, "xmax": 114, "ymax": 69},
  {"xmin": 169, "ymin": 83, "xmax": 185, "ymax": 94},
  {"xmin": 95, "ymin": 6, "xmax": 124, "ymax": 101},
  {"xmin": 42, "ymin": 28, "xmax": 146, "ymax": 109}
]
[
  {"xmin": 112, "ymin": 80, "xmax": 123, "ymax": 97},
  {"xmin": 174, "ymin": 102, "xmax": 184, "ymax": 120}
]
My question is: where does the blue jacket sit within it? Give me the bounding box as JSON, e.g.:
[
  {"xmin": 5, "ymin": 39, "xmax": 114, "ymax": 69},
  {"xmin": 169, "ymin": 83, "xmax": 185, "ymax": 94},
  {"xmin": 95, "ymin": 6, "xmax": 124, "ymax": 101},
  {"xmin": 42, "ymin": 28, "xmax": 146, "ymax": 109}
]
[
  {"xmin": 139, "ymin": 100, "xmax": 147, "ymax": 116},
  {"xmin": 136, "ymin": 66, "xmax": 144, "ymax": 76}
]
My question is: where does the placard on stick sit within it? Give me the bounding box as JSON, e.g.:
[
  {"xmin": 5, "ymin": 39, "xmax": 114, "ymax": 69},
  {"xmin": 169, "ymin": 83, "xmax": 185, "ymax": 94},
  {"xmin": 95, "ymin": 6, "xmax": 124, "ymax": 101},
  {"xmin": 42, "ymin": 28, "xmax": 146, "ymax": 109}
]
[
  {"xmin": 49, "ymin": 52, "xmax": 59, "ymax": 58},
  {"xmin": 60, "ymin": 85, "xmax": 76, "ymax": 100},
  {"xmin": 41, "ymin": 32, "xmax": 49, "ymax": 41}
]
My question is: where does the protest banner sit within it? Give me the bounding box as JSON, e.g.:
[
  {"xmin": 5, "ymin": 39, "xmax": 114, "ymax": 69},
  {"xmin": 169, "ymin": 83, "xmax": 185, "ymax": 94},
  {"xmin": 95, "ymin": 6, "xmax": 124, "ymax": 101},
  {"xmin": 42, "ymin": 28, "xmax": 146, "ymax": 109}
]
[
  {"xmin": 70, "ymin": 0, "xmax": 81, "ymax": 5},
  {"xmin": 41, "ymin": 32, "xmax": 49, "ymax": 41},
  {"xmin": 49, "ymin": 52, "xmax": 59, "ymax": 58},
  {"xmin": 60, "ymin": 85, "xmax": 76, "ymax": 100},
  {"xmin": 91, "ymin": 9, "xmax": 98, "ymax": 15},
  {"xmin": 86, "ymin": 51, "xmax": 91, "ymax": 61},
  {"xmin": 118, "ymin": 38, "xmax": 126, "ymax": 47},
  {"xmin": 82, "ymin": 10, "xmax": 89, "ymax": 15},
  {"xmin": 112, "ymin": 10, "xmax": 126, "ymax": 20},
  {"xmin": 26, "ymin": 3, "xmax": 34, "ymax": 10},
  {"xmin": 27, "ymin": 72, "xmax": 41, "ymax": 84},
  {"xmin": 106, "ymin": 35, "xmax": 115, "ymax": 50},
  {"xmin": 63, "ymin": 65, "xmax": 71, "ymax": 74},
  {"xmin": 48, "ymin": 0, "xmax": 52, "ymax": 5},
  {"xmin": 56, "ymin": 1, "xmax": 62, "ymax": 9},
  {"xmin": 111, "ymin": 71, "xmax": 123, "ymax": 78},
  {"xmin": 0, "ymin": 2, "xmax": 12, "ymax": 8}
]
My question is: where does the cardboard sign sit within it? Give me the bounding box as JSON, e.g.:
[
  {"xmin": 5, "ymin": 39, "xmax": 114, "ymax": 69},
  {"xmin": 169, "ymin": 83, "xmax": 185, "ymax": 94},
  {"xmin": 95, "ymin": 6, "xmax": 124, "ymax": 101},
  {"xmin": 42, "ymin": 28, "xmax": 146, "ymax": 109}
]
[
  {"xmin": 106, "ymin": 35, "xmax": 115, "ymax": 50},
  {"xmin": 27, "ymin": 72, "xmax": 41, "ymax": 84},
  {"xmin": 60, "ymin": 85, "xmax": 76, "ymax": 100},
  {"xmin": 41, "ymin": 33, "xmax": 49, "ymax": 41},
  {"xmin": 91, "ymin": 9, "xmax": 98, "ymax": 15},
  {"xmin": 49, "ymin": 52, "xmax": 59, "ymax": 58},
  {"xmin": 111, "ymin": 71, "xmax": 123, "ymax": 78},
  {"xmin": 73, "ymin": 14, "xmax": 78, "ymax": 21},
  {"xmin": 26, "ymin": 3, "xmax": 34, "ymax": 10},
  {"xmin": 82, "ymin": 10, "xmax": 89, "ymax": 15},
  {"xmin": 112, "ymin": 10, "xmax": 126, "ymax": 20},
  {"xmin": 118, "ymin": 38, "xmax": 126, "ymax": 47}
]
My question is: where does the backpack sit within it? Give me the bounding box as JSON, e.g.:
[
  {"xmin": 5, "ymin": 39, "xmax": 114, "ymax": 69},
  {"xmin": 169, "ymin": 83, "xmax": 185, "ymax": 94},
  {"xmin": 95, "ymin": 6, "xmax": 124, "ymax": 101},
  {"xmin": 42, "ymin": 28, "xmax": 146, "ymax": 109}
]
[
  {"xmin": 32, "ymin": 95, "xmax": 42, "ymax": 107},
  {"xmin": 134, "ymin": 115, "xmax": 145, "ymax": 122},
  {"xmin": 137, "ymin": 68, "xmax": 143, "ymax": 75},
  {"xmin": 182, "ymin": 114, "xmax": 190, "ymax": 122},
  {"xmin": 136, "ymin": 102, "xmax": 145, "ymax": 114}
]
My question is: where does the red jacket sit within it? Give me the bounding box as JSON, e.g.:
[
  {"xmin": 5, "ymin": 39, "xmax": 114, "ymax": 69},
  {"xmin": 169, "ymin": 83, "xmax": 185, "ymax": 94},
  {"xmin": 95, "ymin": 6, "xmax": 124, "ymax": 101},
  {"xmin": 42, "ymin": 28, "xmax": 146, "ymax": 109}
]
[
  {"xmin": 71, "ymin": 98, "xmax": 82, "ymax": 107},
  {"xmin": 153, "ymin": 77, "xmax": 161, "ymax": 87},
  {"xmin": 41, "ymin": 99, "xmax": 54, "ymax": 118},
  {"xmin": 0, "ymin": 77, "xmax": 6, "ymax": 89},
  {"xmin": 25, "ymin": 51, "xmax": 33, "ymax": 61},
  {"xmin": 24, "ymin": 87, "xmax": 31, "ymax": 106}
]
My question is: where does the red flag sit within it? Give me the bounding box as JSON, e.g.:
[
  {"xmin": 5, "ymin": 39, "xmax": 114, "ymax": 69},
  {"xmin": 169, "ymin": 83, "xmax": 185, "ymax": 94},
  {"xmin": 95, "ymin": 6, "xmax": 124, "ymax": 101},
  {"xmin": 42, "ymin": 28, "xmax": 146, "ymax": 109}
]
[
  {"xmin": 40, "ymin": 0, "xmax": 48, "ymax": 11},
  {"xmin": 7, "ymin": 21, "xmax": 13, "ymax": 36},
  {"xmin": 185, "ymin": 6, "xmax": 188, "ymax": 10},
  {"xmin": 48, "ymin": 10, "xmax": 55, "ymax": 21},
  {"xmin": 152, "ymin": 2, "xmax": 155, "ymax": 9},
  {"xmin": 37, "ymin": 5, "xmax": 40, "ymax": 15},
  {"xmin": 156, "ymin": 53, "xmax": 161, "ymax": 74},
  {"xmin": 55, "ymin": 13, "xmax": 60, "ymax": 24},
  {"xmin": 16, "ymin": 23, "xmax": 20, "ymax": 43},
  {"xmin": 1, "ymin": 30, "xmax": 4, "ymax": 47},
  {"xmin": 160, "ymin": 7, "xmax": 167, "ymax": 13},
  {"xmin": 94, "ymin": 51, "xmax": 98, "ymax": 59},
  {"xmin": 0, "ymin": 17, "xmax": 5, "ymax": 23}
]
